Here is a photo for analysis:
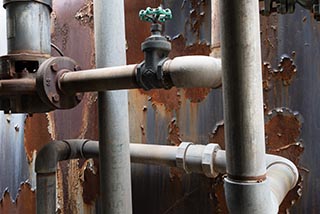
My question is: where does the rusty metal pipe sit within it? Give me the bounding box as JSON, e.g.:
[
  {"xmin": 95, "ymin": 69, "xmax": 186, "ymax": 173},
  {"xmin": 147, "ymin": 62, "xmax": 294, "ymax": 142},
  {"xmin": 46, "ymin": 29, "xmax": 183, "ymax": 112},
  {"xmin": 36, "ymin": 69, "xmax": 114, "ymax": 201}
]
[
  {"xmin": 59, "ymin": 64, "xmax": 140, "ymax": 94},
  {"xmin": 35, "ymin": 139, "xmax": 98, "ymax": 214},
  {"xmin": 0, "ymin": 78, "xmax": 36, "ymax": 95}
]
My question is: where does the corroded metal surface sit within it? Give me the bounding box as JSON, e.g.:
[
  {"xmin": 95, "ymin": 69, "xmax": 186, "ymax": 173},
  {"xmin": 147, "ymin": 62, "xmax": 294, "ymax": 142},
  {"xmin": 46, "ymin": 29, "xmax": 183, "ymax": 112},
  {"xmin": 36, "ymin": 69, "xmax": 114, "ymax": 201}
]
[{"xmin": 0, "ymin": 0, "xmax": 319, "ymax": 213}]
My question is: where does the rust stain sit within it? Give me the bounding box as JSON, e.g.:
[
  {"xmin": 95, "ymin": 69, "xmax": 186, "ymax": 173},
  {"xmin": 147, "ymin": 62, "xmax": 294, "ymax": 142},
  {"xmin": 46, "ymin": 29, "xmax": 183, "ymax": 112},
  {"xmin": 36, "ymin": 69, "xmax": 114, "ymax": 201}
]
[
  {"xmin": 169, "ymin": 34, "xmax": 211, "ymax": 58},
  {"xmin": 263, "ymin": 55, "xmax": 297, "ymax": 91},
  {"xmin": 83, "ymin": 93, "xmax": 99, "ymax": 140},
  {"xmin": 75, "ymin": 0, "xmax": 94, "ymax": 29},
  {"xmin": 167, "ymin": 117, "xmax": 182, "ymax": 146},
  {"xmin": 184, "ymin": 88, "xmax": 211, "ymax": 103},
  {"xmin": 208, "ymin": 121, "xmax": 225, "ymax": 149},
  {"xmin": 260, "ymin": 14, "xmax": 278, "ymax": 62},
  {"xmin": 265, "ymin": 108, "xmax": 304, "ymax": 165},
  {"xmin": 81, "ymin": 159, "xmax": 99, "ymax": 205},
  {"xmin": 211, "ymin": 175, "xmax": 228, "ymax": 213},
  {"xmin": 140, "ymin": 88, "xmax": 181, "ymax": 111},
  {"xmin": 169, "ymin": 167, "xmax": 185, "ymax": 181},
  {"xmin": 167, "ymin": 118, "xmax": 184, "ymax": 180},
  {"xmin": 24, "ymin": 114, "xmax": 52, "ymax": 162},
  {"xmin": 279, "ymin": 176, "xmax": 303, "ymax": 214},
  {"xmin": 274, "ymin": 56, "xmax": 297, "ymax": 86},
  {"xmin": 0, "ymin": 183, "xmax": 35, "ymax": 214},
  {"xmin": 188, "ymin": 0, "xmax": 207, "ymax": 39}
]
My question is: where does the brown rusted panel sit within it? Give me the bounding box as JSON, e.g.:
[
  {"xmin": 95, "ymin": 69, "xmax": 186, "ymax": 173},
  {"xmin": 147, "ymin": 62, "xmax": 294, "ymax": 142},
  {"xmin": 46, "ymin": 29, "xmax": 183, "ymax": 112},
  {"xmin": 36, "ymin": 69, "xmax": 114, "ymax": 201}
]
[
  {"xmin": 0, "ymin": 183, "xmax": 36, "ymax": 214},
  {"xmin": 167, "ymin": 117, "xmax": 182, "ymax": 146},
  {"xmin": 184, "ymin": 88, "xmax": 211, "ymax": 103},
  {"xmin": 265, "ymin": 108, "xmax": 304, "ymax": 165},
  {"xmin": 24, "ymin": 114, "xmax": 52, "ymax": 161},
  {"xmin": 169, "ymin": 35, "xmax": 212, "ymax": 58},
  {"xmin": 209, "ymin": 121, "xmax": 225, "ymax": 149},
  {"xmin": 139, "ymin": 88, "xmax": 181, "ymax": 112},
  {"xmin": 263, "ymin": 55, "xmax": 297, "ymax": 92},
  {"xmin": 81, "ymin": 160, "xmax": 99, "ymax": 205}
]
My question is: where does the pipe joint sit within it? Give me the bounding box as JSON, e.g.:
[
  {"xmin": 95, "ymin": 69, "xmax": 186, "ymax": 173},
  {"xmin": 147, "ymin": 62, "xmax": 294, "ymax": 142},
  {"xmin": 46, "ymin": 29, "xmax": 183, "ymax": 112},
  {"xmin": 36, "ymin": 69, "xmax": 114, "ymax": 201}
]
[
  {"xmin": 176, "ymin": 142, "xmax": 221, "ymax": 177},
  {"xmin": 35, "ymin": 140, "xmax": 70, "ymax": 174},
  {"xmin": 202, "ymin": 144, "xmax": 221, "ymax": 178},
  {"xmin": 176, "ymin": 142, "xmax": 193, "ymax": 173}
]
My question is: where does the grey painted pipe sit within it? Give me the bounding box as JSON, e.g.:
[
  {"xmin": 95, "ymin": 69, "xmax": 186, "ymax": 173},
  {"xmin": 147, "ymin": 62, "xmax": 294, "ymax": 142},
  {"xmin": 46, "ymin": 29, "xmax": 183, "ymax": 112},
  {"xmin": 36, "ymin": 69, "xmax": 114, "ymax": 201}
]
[
  {"xmin": 35, "ymin": 140, "xmax": 298, "ymax": 213},
  {"xmin": 220, "ymin": 0, "xmax": 275, "ymax": 212},
  {"xmin": 163, "ymin": 56, "xmax": 222, "ymax": 88},
  {"xmin": 220, "ymin": 0, "xmax": 266, "ymax": 181},
  {"xmin": 93, "ymin": 0, "xmax": 132, "ymax": 213}
]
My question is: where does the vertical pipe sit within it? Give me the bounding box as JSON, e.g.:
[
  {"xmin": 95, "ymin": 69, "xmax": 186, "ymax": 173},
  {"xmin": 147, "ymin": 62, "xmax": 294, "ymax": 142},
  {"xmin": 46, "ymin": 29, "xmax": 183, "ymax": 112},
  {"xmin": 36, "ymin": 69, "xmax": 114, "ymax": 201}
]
[
  {"xmin": 219, "ymin": 0, "xmax": 273, "ymax": 213},
  {"xmin": 0, "ymin": 0, "xmax": 7, "ymax": 55},
  {"xmin": 93, "ymin": 0, "xmax": 132, "ymax": 213},
  {"xmin": 220, "ymin": 0, "xmax": 266, "ymax": 181},
  {"xmin": 4, "ymin": 0, "xmax": 51, "ymax": 55}
]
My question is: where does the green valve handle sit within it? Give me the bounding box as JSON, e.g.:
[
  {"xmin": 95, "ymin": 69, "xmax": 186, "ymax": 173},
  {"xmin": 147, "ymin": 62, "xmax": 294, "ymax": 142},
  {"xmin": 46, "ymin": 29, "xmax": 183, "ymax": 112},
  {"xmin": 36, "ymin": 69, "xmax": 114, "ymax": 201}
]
[{"xmin": 139, "ymin": 6, "xmax": 172, "ymax": 23}]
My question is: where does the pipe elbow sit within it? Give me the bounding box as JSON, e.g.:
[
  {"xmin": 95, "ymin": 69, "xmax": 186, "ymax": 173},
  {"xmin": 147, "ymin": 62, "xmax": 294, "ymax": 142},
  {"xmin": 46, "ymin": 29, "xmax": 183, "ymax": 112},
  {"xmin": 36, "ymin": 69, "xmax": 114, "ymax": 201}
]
[
  {"xmin": 266, "ymin": 155, "xmax": 299, "ymax": 205},
  {"xmin": 35, "ymin": 139, "xmax": 93, "ymax": 174},
  {"xmin": 35, "ymin": 140, "xmax": 71, "ymax": 174}
]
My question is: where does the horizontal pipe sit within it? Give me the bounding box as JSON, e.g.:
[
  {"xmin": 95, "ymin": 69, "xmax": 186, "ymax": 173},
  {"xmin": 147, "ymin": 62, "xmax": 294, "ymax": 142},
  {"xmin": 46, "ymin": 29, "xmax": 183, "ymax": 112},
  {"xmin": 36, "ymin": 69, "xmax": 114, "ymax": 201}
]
[
  {"xmin": 0, "ymin": 78, "xmax": 36, "ymax": 95},
  {"xmin": 163, "ymin": 56, "xmax": 222, "ymax": 88},
  {"xmin": 130, "ymin": 143, "xmax": 178, "ymax": 167},
  {"xmin": 58, "ymin": 56, "xmax": 222, "ymax": 94},
  {"xmin": 36, "ymin": 140, "xmax": 298, "ymax": 213},
  {"xmin": 35, "ymin": 139, "xmax": 98, "ymax": 214},
  {"xmin": 59, "ymin": 64, "xmax": 139, "ymax": 94}
]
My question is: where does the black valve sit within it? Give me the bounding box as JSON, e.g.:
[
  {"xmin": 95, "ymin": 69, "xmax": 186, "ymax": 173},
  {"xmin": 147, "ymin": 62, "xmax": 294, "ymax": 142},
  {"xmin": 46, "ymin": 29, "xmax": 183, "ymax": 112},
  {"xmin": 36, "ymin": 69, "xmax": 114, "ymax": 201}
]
[{"xmin": 136, "ymin": 7, "xmax": 173, "ymax": 90}]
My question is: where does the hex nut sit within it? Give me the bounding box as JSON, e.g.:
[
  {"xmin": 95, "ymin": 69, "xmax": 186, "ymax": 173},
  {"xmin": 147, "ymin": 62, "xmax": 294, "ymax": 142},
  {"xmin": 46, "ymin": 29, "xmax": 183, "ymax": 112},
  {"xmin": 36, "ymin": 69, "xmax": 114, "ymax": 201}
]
[
  {"xmin": 201, "ymin": 144, "xmax": 221, "ymax": 178},
  {"xmin": 176, "ymin": 142, "xmax": 193, "ymax": 173}
]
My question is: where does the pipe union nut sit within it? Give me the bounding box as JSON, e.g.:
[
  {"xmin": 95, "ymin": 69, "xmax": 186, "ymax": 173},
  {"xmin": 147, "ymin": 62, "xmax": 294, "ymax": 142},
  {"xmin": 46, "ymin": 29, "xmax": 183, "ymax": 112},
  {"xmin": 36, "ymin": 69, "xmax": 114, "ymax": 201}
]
[
  {"xmin": 176, "ymin": 142, "xmax": 193, "ymax": 173},
  {"xmin": 201, "ymin": 144, "xmax": 221, "ymax": 178}
]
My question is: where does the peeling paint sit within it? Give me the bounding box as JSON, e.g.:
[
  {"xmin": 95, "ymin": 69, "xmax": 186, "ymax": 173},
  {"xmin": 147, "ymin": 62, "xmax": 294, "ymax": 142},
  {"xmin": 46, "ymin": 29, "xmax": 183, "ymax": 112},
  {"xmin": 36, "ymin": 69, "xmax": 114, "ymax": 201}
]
[
  {"xmin": 265, "ymin": 108, "xmax": 304, "ymax": 165},
  {"xmin": 81, "ymin": 159, "xmax": 99, "ymax": 205},
  {"xmin": 263, "ymin": 55, "xmax": 297, "ymax": 91},
  {"xmin": 24, "ymin": 114, "xmax": 52, "ymax": 162},
  {"xmin": 184, "ymin": 88, "xmax": 211, "ymax": 103},
  {"xmin": 75, "ymin": 0, "xmax": 94, "ymax": 29},
  {"xmin": 0, "ymin": 183, "xmax": 35, "ymax": 214},
  {"xmin": 208, "ymin": 121, "xmax": 225, "ymax": 149},
  {"xmin": 167, "ymin": 117, "xmax": 182, "ymax": 146},
  {"xmin": 169, "ymin": 34, "xmax": 211, "ymax": 58},
  {"xmin": 140, "ymin": 88, "xmax": 181, "ymax": 111}
]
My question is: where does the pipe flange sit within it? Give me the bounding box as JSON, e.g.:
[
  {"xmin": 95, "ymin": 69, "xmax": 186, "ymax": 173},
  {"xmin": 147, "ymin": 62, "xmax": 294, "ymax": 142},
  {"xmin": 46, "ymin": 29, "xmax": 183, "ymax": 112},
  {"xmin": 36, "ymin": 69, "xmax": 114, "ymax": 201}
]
[
  {"xmin": 201, "ymin": 144, "xmax": 221, "ymax": 178},
  {"xmin": 176, "ymin": 142, "xmax": 193, "ymax": 173},
  {"xmin": 36, "ymin": 57, "xmax": 83, "ymax": 110}
]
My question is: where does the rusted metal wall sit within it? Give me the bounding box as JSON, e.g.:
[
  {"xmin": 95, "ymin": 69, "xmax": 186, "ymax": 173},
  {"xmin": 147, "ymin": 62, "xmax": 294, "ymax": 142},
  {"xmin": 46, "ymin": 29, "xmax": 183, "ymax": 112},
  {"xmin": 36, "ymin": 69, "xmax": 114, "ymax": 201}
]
[{"xmin": 0, "ymin": 0, "xmax": 318, "ymax": 213}]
